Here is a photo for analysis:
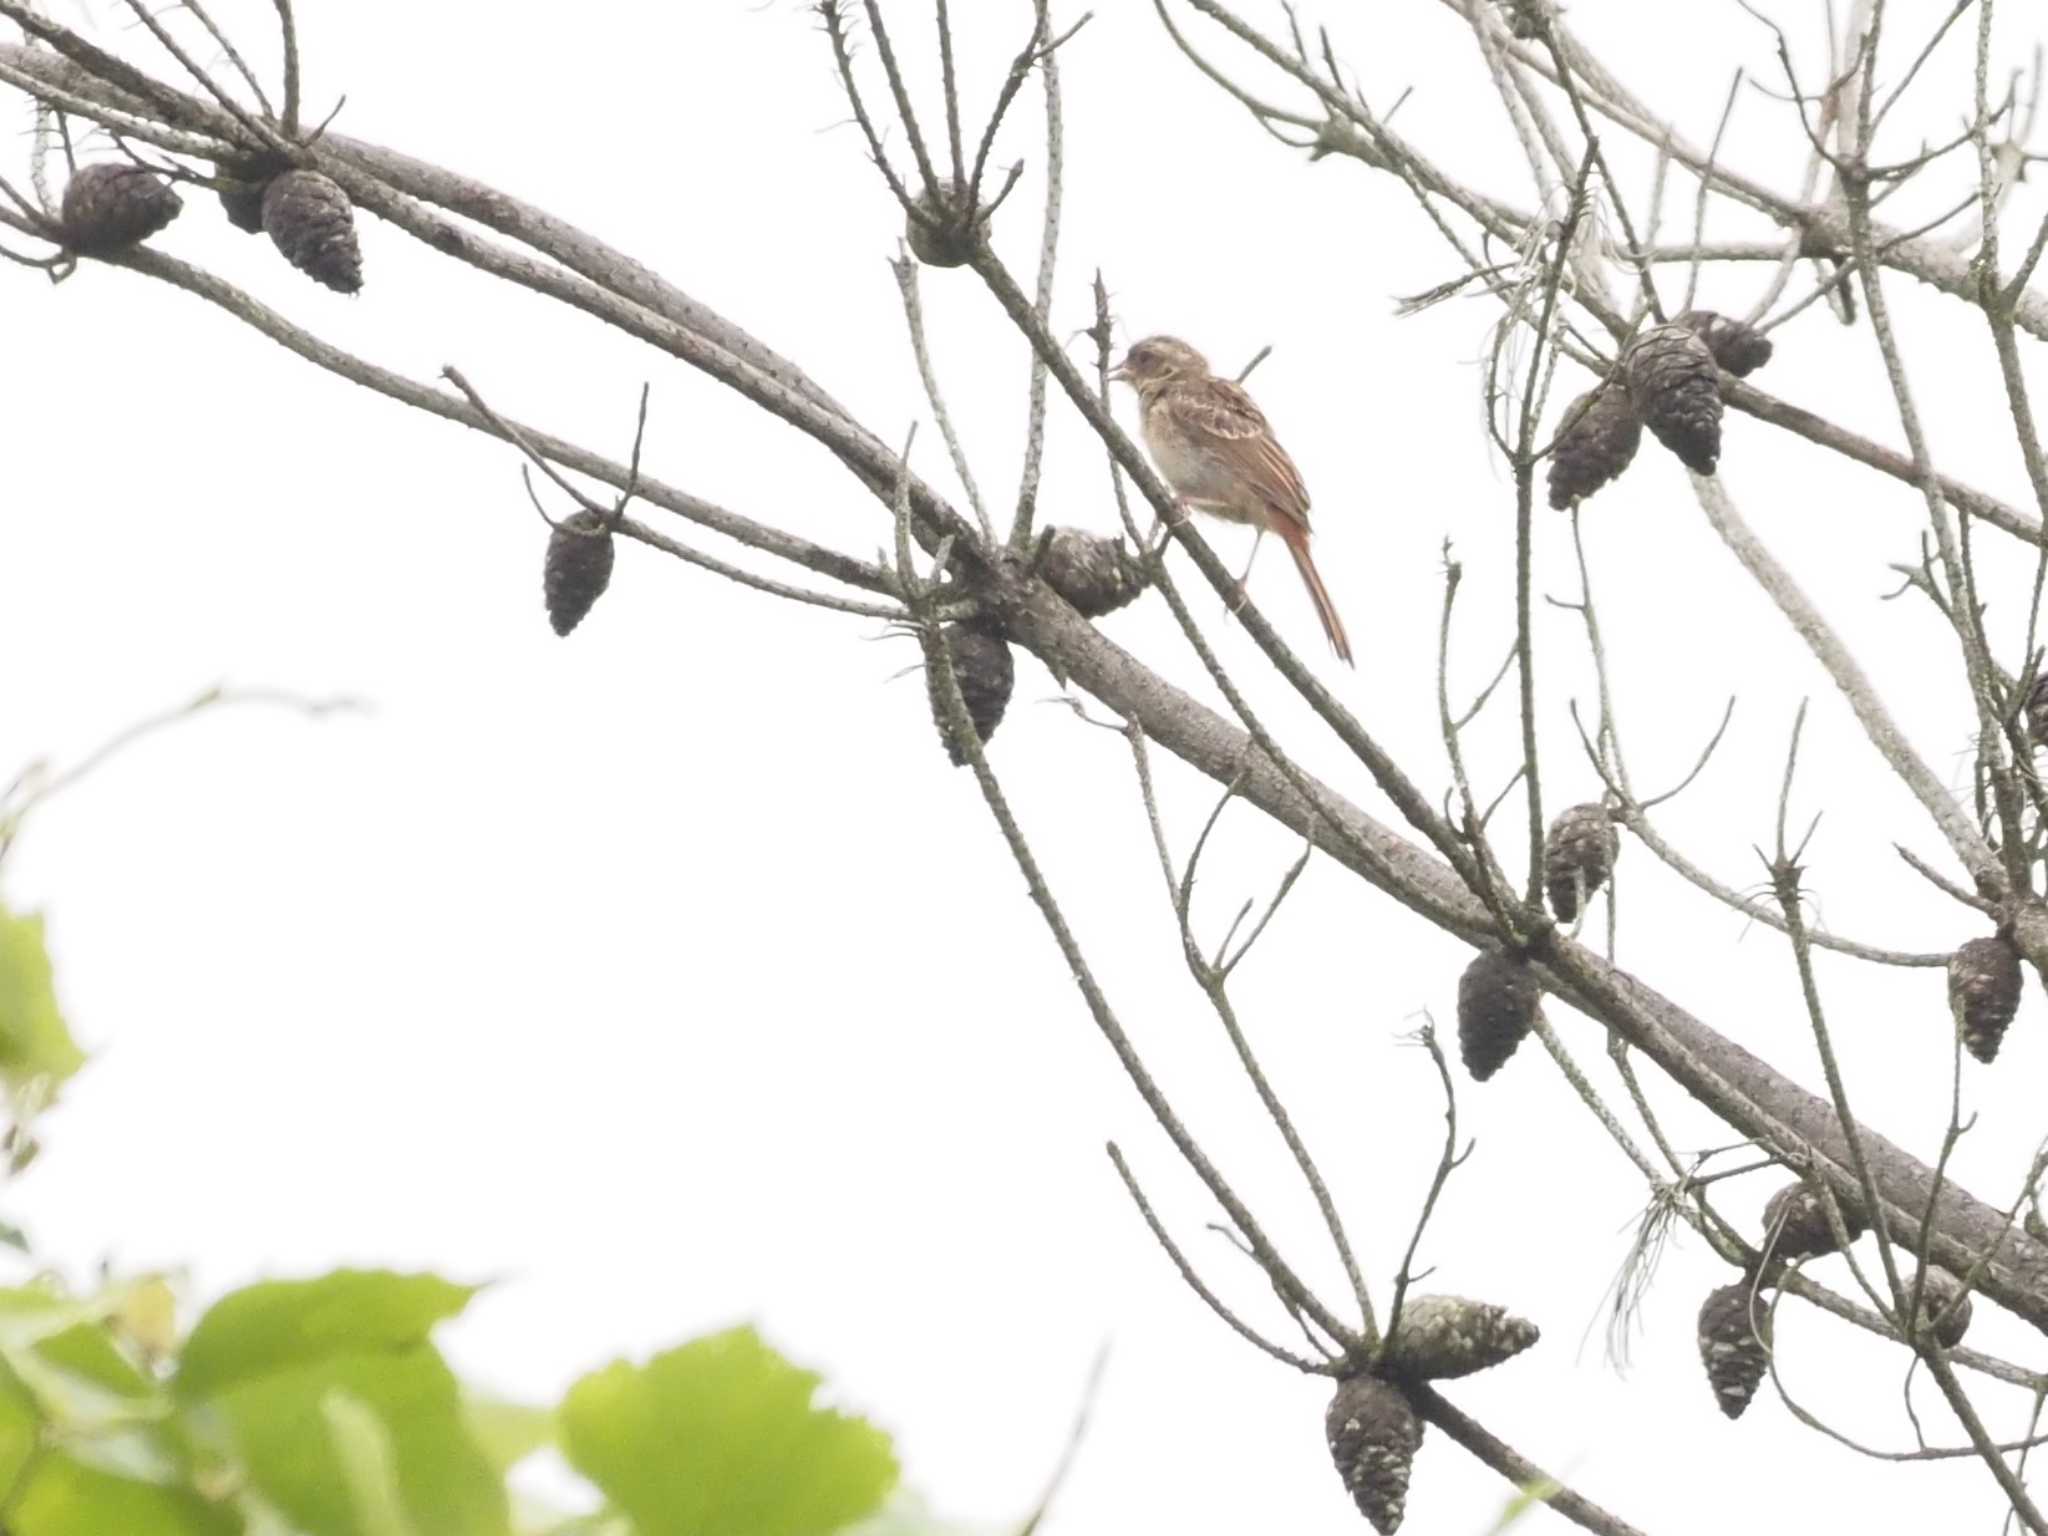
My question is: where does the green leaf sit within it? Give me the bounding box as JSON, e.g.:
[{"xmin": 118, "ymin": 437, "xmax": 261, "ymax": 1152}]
[
  {"xmin": 175, "ymin": 1272, "xmax": 503, "ymax": 1536},
  {"xmin": 560, "ymin": 1325, "xmax": 897, "ymax": 1536},
  {"xmin": 177, "ymin": 1271, "xmax": 477, "ymax": 1401},
  {"xmin": 324, "ymin": 1389, "xmax": 423, "ymax": 1536},
  {"xmin": 0, "ymin": 905, "xmax": 85, "ymax": 1092},
  {"xmin": 208, "ymin": 1342, "xmax": 507, "ymax": 1536},
  {"xmin": 10, "ymin": 1448, "xmax": 238, "ymax": 1536}
]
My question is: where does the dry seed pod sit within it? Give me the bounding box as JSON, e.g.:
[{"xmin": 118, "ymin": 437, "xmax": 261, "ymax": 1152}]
[
  {"xmin": 1384, "ymin": 1295, "xmax": 1538, "ymax": 1381},
  {"xmin": 60, "ymin": 163, "xmax": 182, "ymax": 255},
  {"xmin": 1623, "ymin": 322, "xmax": 1723, "ymax": 475},
  {"xmin": 905, "ymin": 178, "xmax": 987, "ymax": 269},
  {"xmin": 1949, "ymin": 936, "xmax": 2022, "ymax": 1064},
  {"xmin": 1039, "ymin": 526, "xmax": 1147, "ymax": 617},
  {"xmin": 1697, "ymin": 1281, "xmax": 1771, "ymax": 1420},
  {"xmin": 1546, "ymin": 384, "xmax": 1642, "ymax": 510},
  {"xmin": 543, "ymin": 511, "xmax": 616, "ymax": 637},
  {"xmin": 1456, "ymin": 949, "xmax": 1541, "ymax": 1083},
  {"xmin": 1325, "ymin": 1375, "xmax": 1425, "ymax": 1535},
  {"xmin": 262, "ymin": 170, "xmax": 363, "ymax": 294},
  {"xmin": 928, "ymin": 623, "xmax": 1014, "ymax": 766},
  {"xmin": 1762, "ymin": 1181, "xmax": 1865, "ymax": 1261},
  {"xmin": 214, "ymin": 155, "xmax": 284, "ymax": 235},
  {"xmin": 1908, "ymin": 1265, "xmax": 1973, "ymax": 1349},
  {"xmin": 1544, "ymin": 802, "xmax": 1619, "ymax": 921},
  {"xmin": 1676, "ymin": 309, "xmax": 1774, "ymax": 378}
]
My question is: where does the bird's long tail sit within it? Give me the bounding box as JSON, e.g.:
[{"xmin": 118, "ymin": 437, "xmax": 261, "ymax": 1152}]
[{"xmin": 1281, "ymin": 526, "xmax": 1354, "ymax": 666}]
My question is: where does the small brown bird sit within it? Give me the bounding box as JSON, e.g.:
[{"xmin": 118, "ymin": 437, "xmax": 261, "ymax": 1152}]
[{"xmin": 1112, "ymin": 335, "xmax": 1352, "ymax": 665}]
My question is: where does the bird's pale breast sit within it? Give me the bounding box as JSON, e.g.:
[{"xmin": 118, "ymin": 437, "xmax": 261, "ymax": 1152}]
[{"xmin": 1139, "ymin": 399, "xmax": 1260, "ymax": 525}]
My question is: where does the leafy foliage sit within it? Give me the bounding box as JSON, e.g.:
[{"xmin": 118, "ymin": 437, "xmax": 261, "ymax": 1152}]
[{"xmin": 561, "ymin": 1326, "xmax": 900, "ymax": 1536}]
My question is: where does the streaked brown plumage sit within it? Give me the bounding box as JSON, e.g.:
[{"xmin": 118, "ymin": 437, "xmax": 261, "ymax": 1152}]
[{"xmin": 1111, "ymin": 336, "xmax": 1352, "ymax": 665}]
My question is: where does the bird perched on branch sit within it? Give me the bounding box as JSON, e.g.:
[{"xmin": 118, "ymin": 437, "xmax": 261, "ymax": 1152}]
[{"xmin": 1112, "ymin": 335, "xmax": 1352, "ymax": 666}]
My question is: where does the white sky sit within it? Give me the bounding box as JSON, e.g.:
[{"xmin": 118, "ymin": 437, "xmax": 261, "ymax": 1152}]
[{"xmin": 4, "ymin": 0, "xmax": 2048, "ymax": 1531}]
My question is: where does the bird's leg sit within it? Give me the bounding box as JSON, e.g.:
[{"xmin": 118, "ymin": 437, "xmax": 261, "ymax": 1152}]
[{"xmin": 1228, "ymin": 529, "xmax": 1266, "ymax": 613}]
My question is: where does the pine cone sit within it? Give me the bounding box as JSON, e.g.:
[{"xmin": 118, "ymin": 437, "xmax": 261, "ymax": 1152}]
[
  {"xmin": 1762, "ymin": 1181, "xmax": 1865, "ymax": 1261},
  {"xmin": 543, "ymin": 511, "xmax": 616, "ymax": 637},
  {"xmin": 1544, "ymin": 802, "xmax": 1619, "ymax": 921},
  {"xmin": 1495, "ymin": 0, "xmax": 1549, "ymax": 39},
  {"xmin": 214, "ymin": 155, "xmax": 285, "ymax": 235},
  {"xmin": 1950, "ymin": 936, "xmax": 2022, "ymax": 1064},
  {"xmin": 1697, "ymin": 1281, "xmax": 1771, "ymax": 1420},
  {"xmin": 60, "ymin": 163, "xmax": 182, "ymax": 255},
  {"xmin": 1325, "ymin": 1375, "xmax": 1425, "ymax": 1534},
  {"xmin": 1546, "ymin": 383, "xmax": 1642, "ymax": 509},
  {"xmin": 1676, "ymin": 309, "xmax": 1774, "ymax": 378},
  {"xmin": 1908, "ymin": 1265, "xmax": 1973, "ymax": 1349},
  {"xmin": 1456, "ymin": 949, "xmax": 1541, "ymax": 1083},
  {"xmin": 1623, "ymin": 323, "xmax": 1723, "ymax": 474},
  {"xmin": 1384, "ymin": 1295, "xmax": 1539, "ymax": 1381},
  {"xmin": 1039, "ymin": 527, "xmax": 1147, "ymax": 617},
  {"xmin": 262, "ymin": 170, "xmax": 363, "ymax": 294},
  {"xmin": 928, "ymin": 623, "xmax": 1014, "ymax": 765},
  {"xmin": 905, "ymin": 178, "xmax": 986, "ymax": 269},
  {"xmin": 2026, "ymin": 672, "xmax": 2048, "ymax": 747}
]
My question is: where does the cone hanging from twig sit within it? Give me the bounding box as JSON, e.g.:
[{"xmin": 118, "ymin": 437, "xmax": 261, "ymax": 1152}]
[
  {"xmin": 543, "ymin": 510, "xmax": 616, "ymax": 637},
  {"xmin": 1623, "ymin": 322, "xmax": 1723, "ymax": 474},
  {"xmin": 262, "ymin": 169, "xmax": 363, "ymax": 294},
  {"xmin": 1908, "ymin": 1265, "xmax": 1973, "ymax": 1349},
  {"xmin": 1949, "ymin": 935, "xmax": 2022, "ymax": 1064},
  {"xmin": 1325, "ymin": 1375, "xmax": 1425, "ymax": 1534},
  {"xmin": 1544, "ymin": 802, "xmax": 1619, "ymax": 921},
  {"xmin": 214, "ymin": 155, "xmax": 285, "ymax": 235},
  {"xmin": 1456, "ymin": 949, "xmax": 1541, "ymax": 1082},
  {"xmin": 1546, "ymin": 383, "xmax": 1642, "ymax": 510},
  {"xmin": 1762, "ymin": 1180, "xmax": 1865, "ymax": 1261},
  {"xmin": 928, "ymin": 623, "xmax": 1014, "ymax": 765},
  {"xmin": 1697, "ymin": 1281, "xmax": 1771, "ymax": 1420},
  {"xmin": 60, "ymin": 162, "xmax": 182, "ymax": 255},
  {"xmin": 1384, "ymin": 1295, "xmax": 1539, "ymax": 1381},
  {"xmin": 905, "ymin": 178, "xmax": 987, "ymax": 269},
  {"xmin": 1038, "ymin": 527, "xmax": 1148, "ymax": 617},
  {"xmin": 1676, "ymin": 309, "xmax": 1774, "ymax": 378}
]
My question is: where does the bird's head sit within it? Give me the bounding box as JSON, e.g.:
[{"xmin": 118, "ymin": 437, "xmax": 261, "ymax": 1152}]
[{"xmin": 1111, "ymin": 335, "xmax": 1209, "ymax": 392}]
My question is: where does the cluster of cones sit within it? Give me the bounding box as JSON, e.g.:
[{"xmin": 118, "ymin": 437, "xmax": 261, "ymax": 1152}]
[
  {"xmin": 58, "ymin": 156, "xmax": 362, "ymax": 294},
  {"xmin": 1547, "ymin": 309, "xmax": 1773, "ymax": 509},
  {"xmin": 1696, "ymin": 1180, "xmax": 1975, "ymax": 1422}
]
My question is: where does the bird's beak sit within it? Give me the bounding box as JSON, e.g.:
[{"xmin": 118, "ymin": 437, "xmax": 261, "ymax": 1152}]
[{"xmin": 1109, "ymin": 359, "xmax": 1133, "ymax": 384}]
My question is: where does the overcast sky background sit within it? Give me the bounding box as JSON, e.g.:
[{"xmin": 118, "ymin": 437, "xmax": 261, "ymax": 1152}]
[{"xmin": 3, "ymin": 0, "xmax": 2047, "ymax": 1531}]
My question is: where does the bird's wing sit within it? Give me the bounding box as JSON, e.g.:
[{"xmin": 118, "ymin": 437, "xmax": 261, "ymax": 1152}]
[{"xmin": 1163, "ymin": 378, "xmax": 1313, "ymax": 530}]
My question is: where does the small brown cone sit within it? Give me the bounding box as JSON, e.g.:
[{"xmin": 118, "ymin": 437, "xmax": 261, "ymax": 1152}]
[
  {"xmin": 1039, "ymin": 527, "xmax": 1147, "ymax": 618},
  {"xmin": 905, "ymin": 178, "xmax": 986, "ymax": 269},
  {"xmin": 543, "ymin": 511, "xmax": 616, "ymax": 637},
  {"xmin": 60, "ymin": 162, "xmax": 182, "ymax": 254},
  {"xmin": 1949, "ymin": 936, "xmax": 2022, "ymax": 1064},
  {"xmin": 1456, "ymin": 949, "xmax": 1541, "ymax": 1083},
  {"xmin": 1697, "ymin": 1281, "xmax": 1771, "ymax": 1419},
  {"xmin": 1676, "ymin": 309, "xmax": 1774, "ymax": 378},
  {"xmin": 262, "ymin": 170, "xmax": 363, "ymax": 294},
  {"xmin": 1908, "ymin": 1266, "xmax": 1973, "ymax": 1350},
  {"xmin": 929, "ymin": 623, "xmax": 1014, "ymax": 766},
  {"xmin": 1325, "ymin": 1375, "xmax": 1424, "ymax": 1534},
  {"xmin": 1762, "ymin": 1181, "xmax": 1865, "ymax": 1261},
  {"xmin": 1623, "ymin": 322, "xmax": 1723, "ymax": 474},
  {"xmin": 1546, "ymin": 383, "xmax": 1642, "ymax": 510},
  {"xmin": 214, "ymin": 155, "xmax": 285, "ymax": 235},
  {"xmin": 1544, "ymin": 802, "xmax": 1619, "ymax": 921},
  {"xmin": 1384, "ymin": 1295, "xmax": 1539, "ymax": 1381}
]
